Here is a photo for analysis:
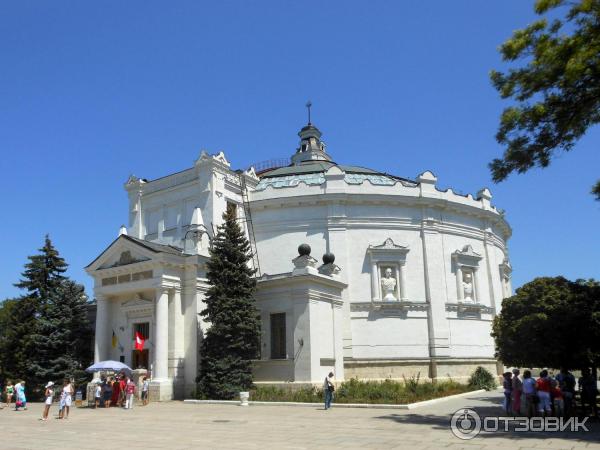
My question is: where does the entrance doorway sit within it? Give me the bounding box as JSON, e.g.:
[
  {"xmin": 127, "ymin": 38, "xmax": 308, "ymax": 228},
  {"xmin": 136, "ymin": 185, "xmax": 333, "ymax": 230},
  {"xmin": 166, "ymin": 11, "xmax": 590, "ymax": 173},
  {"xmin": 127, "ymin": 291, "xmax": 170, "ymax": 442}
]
[{"xmin": 132, "ymin": 349, "xmax": 149, "ymax": 369}]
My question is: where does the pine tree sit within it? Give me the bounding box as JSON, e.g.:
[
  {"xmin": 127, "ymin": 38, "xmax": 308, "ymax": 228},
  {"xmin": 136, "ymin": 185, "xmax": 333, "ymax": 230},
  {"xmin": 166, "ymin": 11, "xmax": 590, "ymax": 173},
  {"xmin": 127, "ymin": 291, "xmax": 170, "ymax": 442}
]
[
  {"xmin": 14, "ymin": 235, "xmax": 67, "ymax": 296},
  {"xmin": 28, "ymin": 280, "xmax": 92, "ymax": 387},
  {"xmin": 199, "ymin": 208, "xmax": 261, "ymax": 399},
  {"xmin": 2, "ymin": 236, "xmax": 92, "ymax": 397}
]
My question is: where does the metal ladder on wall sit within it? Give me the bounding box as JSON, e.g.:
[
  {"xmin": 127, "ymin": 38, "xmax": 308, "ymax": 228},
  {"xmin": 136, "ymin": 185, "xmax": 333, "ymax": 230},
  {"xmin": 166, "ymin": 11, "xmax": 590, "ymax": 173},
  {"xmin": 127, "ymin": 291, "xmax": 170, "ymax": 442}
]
[{"xmin": 238, "ymin": 173, "xmax": 261, "ymax": 277}]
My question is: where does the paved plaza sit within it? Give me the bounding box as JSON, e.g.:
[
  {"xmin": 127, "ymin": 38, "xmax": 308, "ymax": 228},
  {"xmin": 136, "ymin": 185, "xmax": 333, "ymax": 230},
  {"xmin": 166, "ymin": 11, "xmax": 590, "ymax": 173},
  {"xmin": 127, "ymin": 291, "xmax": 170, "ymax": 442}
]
[{"xmin": 2, "ymin": 390, "xmax": 600, "ymax": 449}]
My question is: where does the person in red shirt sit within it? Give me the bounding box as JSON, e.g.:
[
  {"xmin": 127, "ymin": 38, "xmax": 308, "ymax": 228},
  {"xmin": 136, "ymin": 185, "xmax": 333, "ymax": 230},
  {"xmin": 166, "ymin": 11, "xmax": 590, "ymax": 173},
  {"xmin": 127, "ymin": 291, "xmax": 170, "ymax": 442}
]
[
  {"xmin": 118, "ymin": 375, "xmax": 127, "ymax": 407},
  {"xmin": 124, "ymin": 377, "xmax": 136, "ymax": 410},
  {"xmin": 551, "ymin": 380, "xmax": 564, "ymax": 417},
  {"xmin": 536, "ymin": 370, "xmax": 552, "ymax": 416}
]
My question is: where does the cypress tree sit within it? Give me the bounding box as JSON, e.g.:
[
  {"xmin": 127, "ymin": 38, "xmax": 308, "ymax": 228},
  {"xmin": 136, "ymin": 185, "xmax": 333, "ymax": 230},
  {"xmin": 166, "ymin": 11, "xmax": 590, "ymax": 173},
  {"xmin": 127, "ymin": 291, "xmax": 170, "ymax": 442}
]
[{"xmin": 199, "ymin": 208, "xmax": 261, "ymax": 399}]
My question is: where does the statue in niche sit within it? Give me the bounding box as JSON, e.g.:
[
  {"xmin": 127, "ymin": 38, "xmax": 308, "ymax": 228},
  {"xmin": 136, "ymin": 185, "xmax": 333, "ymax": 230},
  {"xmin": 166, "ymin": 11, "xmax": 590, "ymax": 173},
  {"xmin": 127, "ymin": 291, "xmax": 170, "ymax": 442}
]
[
  {"xmin": 462, "ymin": 271, "xmax": 475, "ymax": 303},
  {"xmin": 381, "ymin": 267, "xmax": 398, "ymax": 301}
]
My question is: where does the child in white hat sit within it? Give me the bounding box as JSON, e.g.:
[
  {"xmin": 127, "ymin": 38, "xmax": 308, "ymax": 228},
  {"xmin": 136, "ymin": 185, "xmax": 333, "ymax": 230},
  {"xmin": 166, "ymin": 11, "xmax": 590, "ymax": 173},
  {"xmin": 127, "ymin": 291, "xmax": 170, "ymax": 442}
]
[{"xmin": 41, "ymin": 382, "xmax": 54, "ymax": 421}]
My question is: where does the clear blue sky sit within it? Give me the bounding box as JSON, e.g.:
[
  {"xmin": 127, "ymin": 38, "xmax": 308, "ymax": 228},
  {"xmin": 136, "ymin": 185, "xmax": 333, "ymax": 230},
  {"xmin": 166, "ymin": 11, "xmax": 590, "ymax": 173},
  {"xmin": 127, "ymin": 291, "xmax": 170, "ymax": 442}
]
[{"xmin": 1, "ymin": 1, "xmax": 598, "ymax": 300}]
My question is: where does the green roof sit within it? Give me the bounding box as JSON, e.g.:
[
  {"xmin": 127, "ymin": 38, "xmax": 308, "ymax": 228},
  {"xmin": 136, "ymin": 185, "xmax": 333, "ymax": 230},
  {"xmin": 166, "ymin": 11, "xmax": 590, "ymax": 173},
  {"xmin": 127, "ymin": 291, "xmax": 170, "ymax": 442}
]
[{"xmin": 261, "ymin": 161, "xmax": 383, "ymax": 178}]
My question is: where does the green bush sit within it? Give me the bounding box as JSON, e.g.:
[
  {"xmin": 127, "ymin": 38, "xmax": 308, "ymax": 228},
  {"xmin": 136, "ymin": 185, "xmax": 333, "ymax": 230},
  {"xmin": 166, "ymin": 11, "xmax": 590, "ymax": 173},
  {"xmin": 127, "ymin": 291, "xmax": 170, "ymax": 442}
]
[
  {"xmin": 250, "ymin": 377, "xmax": 472, "ymax": 405},
  {"xmin": 468, "ymin": 366, "xmax": 497, "ymax": 391}
]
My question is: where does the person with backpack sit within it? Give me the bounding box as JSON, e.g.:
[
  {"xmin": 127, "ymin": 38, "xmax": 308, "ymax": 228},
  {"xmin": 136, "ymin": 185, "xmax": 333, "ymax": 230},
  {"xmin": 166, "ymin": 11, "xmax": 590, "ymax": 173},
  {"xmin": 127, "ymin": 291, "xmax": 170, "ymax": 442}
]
[{"xmin": 323, "ymin": 372, "xmax": 335, "ymax": 410}]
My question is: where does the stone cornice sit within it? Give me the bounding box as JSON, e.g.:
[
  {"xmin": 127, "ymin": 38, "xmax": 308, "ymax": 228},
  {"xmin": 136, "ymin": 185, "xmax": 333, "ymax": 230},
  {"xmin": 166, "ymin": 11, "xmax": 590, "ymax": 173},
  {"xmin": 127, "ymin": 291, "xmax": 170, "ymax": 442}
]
[
  {"xmin": 445, "ymin": 302, "xmax": 494, "ymax": 315},
  {"xmin": 350, "ymin": 301, "xmax": 429, "ymax": 313},
  {"xmin": 141, "ymin": 168, "xmax": 198, "ymax": 196},
  {"xmin": 257, "ymin": 272, "xmax": 347, "ymax": 290}
]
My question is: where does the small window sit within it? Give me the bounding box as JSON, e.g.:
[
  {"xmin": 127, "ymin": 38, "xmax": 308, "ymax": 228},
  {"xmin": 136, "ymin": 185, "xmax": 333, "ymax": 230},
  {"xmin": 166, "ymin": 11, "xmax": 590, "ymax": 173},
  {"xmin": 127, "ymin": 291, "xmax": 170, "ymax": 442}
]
[
  {"xmin": 119, "ymin": 355, "xmax": 125, "ymax": 363},
  {"xmin": 226, "ymin": 202, "xmax": 238, "ymax": 218},
  {"xmin": 270, "ymin": 313, "xmax": 286, "ymax": 359},
  {"xmin": 133, "ymin": 322, "xmax": 150, "ymax": 340}
]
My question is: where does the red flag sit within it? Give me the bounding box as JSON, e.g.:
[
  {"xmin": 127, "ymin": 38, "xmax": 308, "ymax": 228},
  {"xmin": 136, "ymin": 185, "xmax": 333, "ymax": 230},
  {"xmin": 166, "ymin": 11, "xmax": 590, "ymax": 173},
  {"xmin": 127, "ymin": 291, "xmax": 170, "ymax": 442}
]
[{"xmin": 135, "ymin": 331, "xmax": 145, "ymax": 352}]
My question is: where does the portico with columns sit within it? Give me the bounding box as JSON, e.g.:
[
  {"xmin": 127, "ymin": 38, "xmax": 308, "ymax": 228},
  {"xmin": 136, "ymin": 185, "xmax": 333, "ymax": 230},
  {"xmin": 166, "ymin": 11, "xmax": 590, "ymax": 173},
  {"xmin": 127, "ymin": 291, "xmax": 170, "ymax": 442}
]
[{"xmin": 86, "ymin": 234, "xmax": 209, "ymax": 400}]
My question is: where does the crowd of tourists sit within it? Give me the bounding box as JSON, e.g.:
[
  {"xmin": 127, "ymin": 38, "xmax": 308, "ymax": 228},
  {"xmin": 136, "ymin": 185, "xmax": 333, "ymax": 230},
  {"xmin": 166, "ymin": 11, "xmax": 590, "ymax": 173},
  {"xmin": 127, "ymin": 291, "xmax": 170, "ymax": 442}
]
[
  {"xmin": 502, "ymin": 368, "xmax": 599, "ymax": 418},
  {"xmin": 0, "ymin": 373, "xmax": 149, "ymax": 420},
  {"xmin": 93, "ymin": 373, "xmax": 149, "ymax": 409},
  {"xmin": 0, "ymin": 378, "xmax": 75, "ymax": 420}
]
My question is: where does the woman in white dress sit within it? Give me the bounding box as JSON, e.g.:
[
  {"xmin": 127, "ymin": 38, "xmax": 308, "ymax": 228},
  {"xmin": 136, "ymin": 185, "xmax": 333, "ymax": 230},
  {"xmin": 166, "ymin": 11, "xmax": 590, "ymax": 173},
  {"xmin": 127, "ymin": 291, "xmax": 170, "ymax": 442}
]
[
  {"xmin": 58, "ymin": 379, "xmax": 74, "ymax": 419},
  {"xmin": 41, "ymin": 381, "xmax": 54, "ymax": 421}
]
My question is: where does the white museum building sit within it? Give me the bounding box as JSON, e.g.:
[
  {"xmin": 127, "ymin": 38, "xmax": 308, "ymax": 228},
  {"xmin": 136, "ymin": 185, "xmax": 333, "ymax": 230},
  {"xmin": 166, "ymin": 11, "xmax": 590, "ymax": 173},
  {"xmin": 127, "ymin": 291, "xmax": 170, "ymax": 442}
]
[{"xmin": 86, "ymin": 120, "xmax": 513, "ymax": 400}]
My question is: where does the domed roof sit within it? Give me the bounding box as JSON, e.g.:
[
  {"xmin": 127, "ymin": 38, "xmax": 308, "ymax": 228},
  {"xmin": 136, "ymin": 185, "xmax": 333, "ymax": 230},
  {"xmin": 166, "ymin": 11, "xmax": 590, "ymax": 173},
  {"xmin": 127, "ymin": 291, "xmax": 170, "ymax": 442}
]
[
  {"xmin": 261, "ymin": 161, "xmax": 384, "ymax": 178},
  {"xmin": 256, "ymin": 160, "xmax": 417, "ymax": 191},
  {"xmin": 254, "ymin": 120, "xmax": 417, "ymax": 191}
]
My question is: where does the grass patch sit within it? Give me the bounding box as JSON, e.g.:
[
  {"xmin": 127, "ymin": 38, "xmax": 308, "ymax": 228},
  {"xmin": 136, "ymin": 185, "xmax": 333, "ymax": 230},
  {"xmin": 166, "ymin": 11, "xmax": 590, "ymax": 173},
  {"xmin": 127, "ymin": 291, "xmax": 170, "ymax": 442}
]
[{"xmin": 250, "ymin": 376, "xmax": 474, "ymax": 405}]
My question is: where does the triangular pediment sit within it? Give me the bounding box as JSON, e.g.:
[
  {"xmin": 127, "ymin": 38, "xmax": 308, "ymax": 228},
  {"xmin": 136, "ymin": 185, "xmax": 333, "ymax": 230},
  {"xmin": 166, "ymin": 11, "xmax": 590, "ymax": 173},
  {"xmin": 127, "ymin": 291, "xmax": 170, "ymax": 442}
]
[
  {"xmin": 122, "ymin": 294, "xmax": 153, "ymax": 309},
  {"xmin": 85, "ymin": 235, "xmax": 156, "ymax": 272}
]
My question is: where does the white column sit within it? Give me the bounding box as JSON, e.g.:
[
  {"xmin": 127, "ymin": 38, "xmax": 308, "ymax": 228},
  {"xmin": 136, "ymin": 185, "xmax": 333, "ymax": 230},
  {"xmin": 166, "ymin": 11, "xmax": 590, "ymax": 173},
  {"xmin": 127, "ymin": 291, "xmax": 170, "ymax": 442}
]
[
  {"xmin": 154, "ymin": 288, "xmax": 169, "ymax": 380},
  {"xmin": 170, "ymin": 287, "xmax": 185, "ymax": 390},
  {"xmin": 371, "ymin": 262, "xmax": 379, "ymax": 301},
  {"xmin": 94, "ymin": 295, "xmax": 109, "ymax": 363},
  {"xmin": 129, "ymin": 188, "xmax": 143, "ymax": 238},
  {"xmin": 455, "ymin": 265, "xmax": 463, "ymax": 302},
  {"xmin": 421, "ymin": 220, "xmax": 451, "ymax": 359},
  {"xmin": 474, "ymin": 268, "xmax": 482, "ymax": 304},
  {"xmin": 399, "ymin": 263, "xmax": 407, "ymax": 301}
]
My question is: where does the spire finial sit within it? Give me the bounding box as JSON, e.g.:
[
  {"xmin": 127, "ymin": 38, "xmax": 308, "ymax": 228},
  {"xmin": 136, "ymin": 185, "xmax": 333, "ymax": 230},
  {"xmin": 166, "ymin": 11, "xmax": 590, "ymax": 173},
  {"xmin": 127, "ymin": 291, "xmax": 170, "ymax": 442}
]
[{"xmin": 306, "ymin": 100, "xmax": 312, "ymax": 125}]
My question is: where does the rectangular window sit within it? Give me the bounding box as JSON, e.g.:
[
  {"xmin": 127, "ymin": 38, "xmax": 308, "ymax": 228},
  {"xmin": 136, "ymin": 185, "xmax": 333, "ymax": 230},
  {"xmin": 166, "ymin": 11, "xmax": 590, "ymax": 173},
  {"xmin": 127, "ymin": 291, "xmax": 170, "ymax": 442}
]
[
  {"xmin": 270, "ymin": 313, "xmax": 286, "ymax": 359},
  {"xmin": 133, "ymin": 322, "xmax": 150, "ymax": 340},
  {"xmin": 226, "ymin": 201, "xmax": 237, "ymax": 218}
]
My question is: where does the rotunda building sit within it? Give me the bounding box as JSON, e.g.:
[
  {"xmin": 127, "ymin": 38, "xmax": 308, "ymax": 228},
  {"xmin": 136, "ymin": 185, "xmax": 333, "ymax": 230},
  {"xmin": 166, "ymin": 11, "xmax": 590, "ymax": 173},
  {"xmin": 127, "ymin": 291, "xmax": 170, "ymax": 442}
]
[
  {"xmin": 87, "ymin": 119, "xmax": 512, "ymax": 400},
  {"xmin": 250, "ymin": 121, "xmax": 512, "ymax": 382}
]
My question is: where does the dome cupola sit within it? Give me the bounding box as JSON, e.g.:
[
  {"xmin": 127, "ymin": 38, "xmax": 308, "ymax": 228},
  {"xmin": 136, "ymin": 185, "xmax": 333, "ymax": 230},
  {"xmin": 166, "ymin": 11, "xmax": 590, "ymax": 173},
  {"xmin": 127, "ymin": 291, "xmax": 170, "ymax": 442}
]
[{"xmin": 291, "ymin": 102, "xmax": 333, "ymax": 165}]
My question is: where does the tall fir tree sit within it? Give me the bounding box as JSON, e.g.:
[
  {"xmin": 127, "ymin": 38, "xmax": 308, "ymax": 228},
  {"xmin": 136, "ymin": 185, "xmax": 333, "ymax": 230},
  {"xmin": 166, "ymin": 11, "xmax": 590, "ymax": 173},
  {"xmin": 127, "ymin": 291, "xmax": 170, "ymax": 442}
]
[
  {"xmin": 1, "ymin": 236, "xmax": 92, "ymax": 397},
  {"xmin": 199, "ymin": 208, "xmax": 261, "ymax": 399}
]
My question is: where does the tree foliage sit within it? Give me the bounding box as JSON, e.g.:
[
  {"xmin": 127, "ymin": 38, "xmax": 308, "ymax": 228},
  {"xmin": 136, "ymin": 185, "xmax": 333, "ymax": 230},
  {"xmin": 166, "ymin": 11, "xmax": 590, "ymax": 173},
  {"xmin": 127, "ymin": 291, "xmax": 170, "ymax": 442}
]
[
  {"xmin": 198, "ymin": 209, "xmax": 261, "ymax": 399},
  {"xmin": 490, "ymin": 0, "xmax": 600, "ymax": 200},
  {"xmin": 492, "ymin": 276, "xmax": 600, "ymax": 369},
  {"xmin": 0, "ymin": 236, "xmax": 93, "ymax": 398}
]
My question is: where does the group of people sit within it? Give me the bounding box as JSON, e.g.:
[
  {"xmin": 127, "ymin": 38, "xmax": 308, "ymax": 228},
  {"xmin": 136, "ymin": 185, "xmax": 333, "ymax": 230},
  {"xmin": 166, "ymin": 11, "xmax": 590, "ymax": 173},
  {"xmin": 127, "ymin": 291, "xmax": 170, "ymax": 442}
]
[
  {"xmin": 94, "ymin": 373, "xmax": 149, "ymax": 409},
  {"xmin": 1, "ymin": 380, "xmax": 26, "ymax": 410},
  {"xmin": 502, "ymin": 368, "xmax": 598, "ymax": 418},
  {"xmin": 1, "ymin": 373, "xmax": 150, "ymax": 420},
  {"xmin": 41, "ymin": 379, "xmax": 75, "ymax": 420}
]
